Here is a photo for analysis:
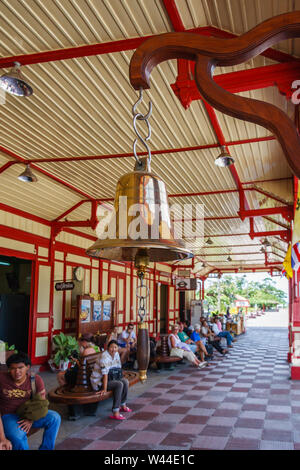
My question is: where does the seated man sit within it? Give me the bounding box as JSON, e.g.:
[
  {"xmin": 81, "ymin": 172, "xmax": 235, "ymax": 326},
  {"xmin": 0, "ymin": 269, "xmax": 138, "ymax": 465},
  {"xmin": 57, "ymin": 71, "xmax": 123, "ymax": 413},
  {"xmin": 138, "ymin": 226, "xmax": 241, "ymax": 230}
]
[
  {"xmin": 211, "ymin": 317, "xmax": 235, "ymax": 348},
  {"xmin": 119, "ymin": 324, "xmax": 137, "ymax": 367},
  {"xmin": 201, "ymin": 320, "xmax": 228, "ymax": 356},
  {"xmin": 0, "ymin": 352, "xmax": 61, "ymax": 450},
  {"xmin": 189, "ymin": 324, "xmax": 211, "ymax": 362},
  {"xmin": 0, "ymin": 416, "xmax": 12, "ymax": 450}
]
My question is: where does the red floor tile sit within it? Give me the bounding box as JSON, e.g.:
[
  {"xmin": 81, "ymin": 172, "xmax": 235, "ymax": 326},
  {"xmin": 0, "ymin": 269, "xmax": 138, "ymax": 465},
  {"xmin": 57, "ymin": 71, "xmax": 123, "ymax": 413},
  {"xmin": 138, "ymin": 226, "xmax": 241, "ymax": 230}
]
[
  {"xmin": 55, "ymin": 438, "xmax": 93, "ymax": 450},
  {"xmin": 164, "ymin": 406, "xmax": 191, "ymax": 414},
  {"xmin": 192, "ymin": 436, "xmax": 229, "ymax": 450},
  {"xmin": 101, "ymin": 429, "xmax": 136, "ymax": 441},
  {"xmin": 160, "ymin": 432, "xmax": 195, "ymax": 447},
  {"xmin": 225, "ymin": 438, "xmax": 260, "ymax": 450}
]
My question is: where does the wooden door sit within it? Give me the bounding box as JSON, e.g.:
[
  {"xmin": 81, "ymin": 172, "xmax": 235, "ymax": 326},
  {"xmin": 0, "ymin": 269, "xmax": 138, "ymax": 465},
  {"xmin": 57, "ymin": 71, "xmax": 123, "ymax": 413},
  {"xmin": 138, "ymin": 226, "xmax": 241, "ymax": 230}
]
[
  {"xmin": 109, "ymin": 272, "xmax": 126, "ymax": 328},
  {"xmin": 29, "ymin": 260, "xmax": 53, "ymax": 365}
]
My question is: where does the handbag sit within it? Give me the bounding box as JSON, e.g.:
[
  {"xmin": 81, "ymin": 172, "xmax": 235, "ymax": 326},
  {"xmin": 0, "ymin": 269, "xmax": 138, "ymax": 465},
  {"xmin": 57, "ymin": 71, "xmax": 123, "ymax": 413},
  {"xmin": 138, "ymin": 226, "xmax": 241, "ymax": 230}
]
[
  {"xmin": 170, "ymin": 347, "xmax": 184, "ymax": 359},
  {"xmin": 108, "ymin": 367, "xmax": 123, "ymax": 381},
  {"xmin": 16, "ymin": 375, "xmax": 49, "ymax": 422}
]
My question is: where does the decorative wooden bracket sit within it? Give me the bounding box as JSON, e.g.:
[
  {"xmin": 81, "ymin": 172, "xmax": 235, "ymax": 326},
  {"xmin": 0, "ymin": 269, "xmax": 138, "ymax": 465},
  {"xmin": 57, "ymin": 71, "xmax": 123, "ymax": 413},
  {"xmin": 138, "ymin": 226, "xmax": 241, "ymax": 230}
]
[{"xmin": 129, "ymin": 11, "xmax": 300, "ymax": 179}]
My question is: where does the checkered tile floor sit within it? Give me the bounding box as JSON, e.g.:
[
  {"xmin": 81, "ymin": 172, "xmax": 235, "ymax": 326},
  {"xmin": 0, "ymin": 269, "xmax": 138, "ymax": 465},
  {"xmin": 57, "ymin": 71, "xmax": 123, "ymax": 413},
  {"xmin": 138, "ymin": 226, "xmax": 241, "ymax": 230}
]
[{"xmin": 54, "ymin": 327, "xmax": 300, "ymax": 450}]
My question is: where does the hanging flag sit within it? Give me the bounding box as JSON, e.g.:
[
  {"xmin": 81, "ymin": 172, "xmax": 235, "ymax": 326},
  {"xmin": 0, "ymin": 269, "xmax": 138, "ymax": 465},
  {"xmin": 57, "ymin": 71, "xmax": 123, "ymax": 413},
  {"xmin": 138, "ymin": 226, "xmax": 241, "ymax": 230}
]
[
  {"xmin": 283, "ymin": 244, "xmax": 293, "ymax": 279},
  {"xmin": 292, "ymin": 185, "xmax": 300, "ymax": 272}
]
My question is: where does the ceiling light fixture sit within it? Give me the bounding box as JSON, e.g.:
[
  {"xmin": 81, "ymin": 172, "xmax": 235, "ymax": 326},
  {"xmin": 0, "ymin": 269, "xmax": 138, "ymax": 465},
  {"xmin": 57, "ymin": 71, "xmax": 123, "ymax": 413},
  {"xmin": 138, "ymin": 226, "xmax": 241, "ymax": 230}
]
[
  {"xmin": 262, "ymin": 237, "xmax": 271, "ymax": 247},
  {"xmin": 18, "ymin": 164, "xmax": 38, "ymax": 182},
  {"xmin": 214, "ymin": 145, "xmax": 234, "ymax": 167},
  {"xmin": 0, "ymin": 62, "xmax": 33, "ymax": 97}
]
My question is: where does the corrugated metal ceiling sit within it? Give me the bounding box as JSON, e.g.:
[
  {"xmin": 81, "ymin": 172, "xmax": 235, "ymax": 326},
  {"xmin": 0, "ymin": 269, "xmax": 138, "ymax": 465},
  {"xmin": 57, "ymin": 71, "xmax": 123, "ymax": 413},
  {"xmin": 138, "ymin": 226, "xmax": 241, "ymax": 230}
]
[{"xmin": 0, "ymin": 0, "xmax": 296, "ymax": 274}]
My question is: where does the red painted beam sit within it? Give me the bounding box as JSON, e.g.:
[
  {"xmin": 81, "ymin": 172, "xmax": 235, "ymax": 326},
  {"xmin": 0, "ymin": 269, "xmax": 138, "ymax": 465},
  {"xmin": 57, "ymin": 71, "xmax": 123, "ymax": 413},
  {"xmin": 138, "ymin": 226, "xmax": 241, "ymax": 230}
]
[
  {"xmin": 202, "ymin": 252, "xmax": 274, "ymax": 257},
  {"xmin": 0, "ymin": 24, "xmax": 295, "ymax": 70},
  {"xmin": 53, "ymin": 200, "xmax": 87, "ymax": 222},
  {"xmin": 162, "ymin": 0, "xmax": 185, "ymax": 31},
  {"xmin": 0, "ymin": 144, "xmax": 94, "ymax": 200},
  {"xmin": 239, "ymin": 206, "xmax": 293, "ymax": 221},
  {"xmin": 262, "ymin": 216, "xmax": 290, "ymax": 229},
  {"xmin": 12, "ymin": 136, "xmax": 275, "ymax": 165}
]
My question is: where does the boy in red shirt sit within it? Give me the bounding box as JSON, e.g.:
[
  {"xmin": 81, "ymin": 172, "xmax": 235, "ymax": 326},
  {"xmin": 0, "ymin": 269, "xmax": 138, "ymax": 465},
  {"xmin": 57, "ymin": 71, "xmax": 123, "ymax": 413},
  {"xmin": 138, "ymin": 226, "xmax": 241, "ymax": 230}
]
[{"xmin": 0, "ymin": 352, "xmax": 61, "ymax": 450}]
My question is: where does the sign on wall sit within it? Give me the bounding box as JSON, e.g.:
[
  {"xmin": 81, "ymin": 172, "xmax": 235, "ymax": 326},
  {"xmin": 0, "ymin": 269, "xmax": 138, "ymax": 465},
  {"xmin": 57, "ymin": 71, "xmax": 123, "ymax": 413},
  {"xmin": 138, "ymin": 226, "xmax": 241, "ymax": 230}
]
[
  {"xmin": 55, "ymin": 281, "xmax": 75, "ymax": 291},
  {"xmin": 175, "ymin": 278, "xmax": 197, "ymax": 290}
]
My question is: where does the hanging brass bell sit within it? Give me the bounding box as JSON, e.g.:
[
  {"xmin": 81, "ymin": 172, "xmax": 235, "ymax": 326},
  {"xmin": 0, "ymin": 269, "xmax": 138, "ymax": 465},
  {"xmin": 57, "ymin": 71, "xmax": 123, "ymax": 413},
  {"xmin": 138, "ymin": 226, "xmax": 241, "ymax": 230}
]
[{"xmin": 86, "ymin": 157, "xmax": 193, "ymax": 263}]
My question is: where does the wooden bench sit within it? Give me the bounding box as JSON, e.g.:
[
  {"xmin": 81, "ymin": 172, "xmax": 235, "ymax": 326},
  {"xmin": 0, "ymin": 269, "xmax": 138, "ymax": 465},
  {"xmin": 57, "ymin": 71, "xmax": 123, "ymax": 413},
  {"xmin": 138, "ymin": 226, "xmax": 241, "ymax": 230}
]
[
  {"xmin": 151, "ymin": 334, "xmax": 182, "ymax": 370},
  {"xmin": 48, "ymin": 352, "xmax": 139, "ymax": 418}
]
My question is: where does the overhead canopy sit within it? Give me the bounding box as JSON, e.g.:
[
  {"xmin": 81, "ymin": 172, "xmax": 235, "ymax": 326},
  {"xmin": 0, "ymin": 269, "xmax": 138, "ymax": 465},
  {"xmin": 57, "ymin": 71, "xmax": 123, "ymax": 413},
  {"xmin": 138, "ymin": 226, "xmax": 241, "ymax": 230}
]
[{"xmin": 0, "ymin": 0, "xmax": 297, "ymax": 276}]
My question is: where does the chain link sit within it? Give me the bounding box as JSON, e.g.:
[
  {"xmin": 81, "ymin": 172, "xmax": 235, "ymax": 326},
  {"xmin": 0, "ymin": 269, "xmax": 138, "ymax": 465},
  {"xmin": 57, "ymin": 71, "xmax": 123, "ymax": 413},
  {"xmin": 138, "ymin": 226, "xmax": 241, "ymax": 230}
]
[
  {"xmin": 132, "ymin": 87, "xmax": 152, "ymax": 166},
  {"xmin": 136, "ymin": 273, "xmax": 150, "ymax": 323}
]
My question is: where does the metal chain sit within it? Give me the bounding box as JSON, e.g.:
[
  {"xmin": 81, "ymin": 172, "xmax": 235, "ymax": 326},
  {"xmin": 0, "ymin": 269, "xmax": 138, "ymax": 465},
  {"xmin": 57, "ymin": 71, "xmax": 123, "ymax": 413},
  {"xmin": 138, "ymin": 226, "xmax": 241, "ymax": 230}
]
[
  {"xmin": 136, "ymin": 273, "xmax": 150, "ymax": 323},
  {"xmin": 132, "ymin": 87, "xmax": 152, "ymax": 166}
]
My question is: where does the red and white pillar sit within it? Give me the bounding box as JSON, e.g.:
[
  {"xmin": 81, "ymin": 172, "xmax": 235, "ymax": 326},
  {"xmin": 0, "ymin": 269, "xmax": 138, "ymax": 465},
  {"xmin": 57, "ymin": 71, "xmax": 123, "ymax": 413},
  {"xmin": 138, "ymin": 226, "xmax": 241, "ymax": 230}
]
[{"xmin": 290, "ymin": 271, "xmax": 300, "ymax": 379}]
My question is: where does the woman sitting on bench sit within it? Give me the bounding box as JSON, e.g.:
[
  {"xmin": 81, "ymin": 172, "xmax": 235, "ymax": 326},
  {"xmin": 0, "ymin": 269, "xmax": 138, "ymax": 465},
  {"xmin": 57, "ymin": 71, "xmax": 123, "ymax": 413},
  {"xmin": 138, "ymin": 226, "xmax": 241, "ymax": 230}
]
[
  {"xmin": 90, "ymin": 340, "xmax": 132, "ymax": 420},
  {"xmin": 106, "ymin": 326, "xmax": 130, "ymax": 365},
  {"xmin": 57, "ymin": 333, "xmax": 98, "ymax": 387},
  {"xmin": 168, "ymin": 325, "xmax": 207, "ymax": 369}
]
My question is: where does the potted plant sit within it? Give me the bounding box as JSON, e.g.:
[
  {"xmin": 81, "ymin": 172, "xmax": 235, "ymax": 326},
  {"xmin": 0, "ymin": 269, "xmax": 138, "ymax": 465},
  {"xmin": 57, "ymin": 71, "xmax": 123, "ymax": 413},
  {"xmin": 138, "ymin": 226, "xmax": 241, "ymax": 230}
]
[
  {"xmin": 5, "ymin": 343, "xmax": 18, "ymax": 360},
  {"xmin": 50, "ymin": 332, "xmax": 79, "ymax": 371}
]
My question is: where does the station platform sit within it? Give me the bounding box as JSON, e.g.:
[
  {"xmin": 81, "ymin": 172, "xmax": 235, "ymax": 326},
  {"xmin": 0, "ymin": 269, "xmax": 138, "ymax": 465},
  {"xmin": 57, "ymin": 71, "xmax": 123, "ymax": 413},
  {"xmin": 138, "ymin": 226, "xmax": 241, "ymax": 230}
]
[{"xmin": 28, "ymin": 317, "xmax": 300, "ymax": 451}]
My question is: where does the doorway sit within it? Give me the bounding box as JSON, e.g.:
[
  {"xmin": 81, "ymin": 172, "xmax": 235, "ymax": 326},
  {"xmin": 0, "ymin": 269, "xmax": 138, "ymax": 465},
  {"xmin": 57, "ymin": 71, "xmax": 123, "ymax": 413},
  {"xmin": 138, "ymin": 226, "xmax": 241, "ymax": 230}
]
[
  {"xmin": 0, "ymin": 255, "xmax": 32, "ymax": 355},
  {"xmin": 160, "ymin": 284, "xmax": 168, "ymax": 333},
  {"xmin": 179, "ymin": 291, "xmax": 186, "ymax": 322}
]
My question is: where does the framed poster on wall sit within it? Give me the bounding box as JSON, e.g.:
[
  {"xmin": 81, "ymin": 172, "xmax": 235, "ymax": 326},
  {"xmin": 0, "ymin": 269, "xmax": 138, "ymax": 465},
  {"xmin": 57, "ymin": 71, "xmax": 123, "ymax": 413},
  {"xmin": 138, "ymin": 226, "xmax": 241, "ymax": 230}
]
[
  {"xmin": 93, "ymin": 300, "xmax": 102, "ymax": 321},
  {"xmin": 76, "ymin": 295, "xmax": 115, "ymax": 338},
  {"xmin": 79, "ymin": 297, "xmax": 91, "ymax": 323},
  {"xmin": 102, "ymin": 301, "xmax": 112, "ymax": 321}
]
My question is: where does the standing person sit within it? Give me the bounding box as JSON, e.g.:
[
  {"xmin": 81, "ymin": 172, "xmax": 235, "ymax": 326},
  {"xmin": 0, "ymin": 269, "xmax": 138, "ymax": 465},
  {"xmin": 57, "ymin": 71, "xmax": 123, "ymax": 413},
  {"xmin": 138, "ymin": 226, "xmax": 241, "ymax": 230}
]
[
  {"xmin": 201, "ymin": 320, "xmax": 228, "ymax": 356},
  {"xmin": 168, "ymin": 325, "xmax": 207, "ymax": 368},
  {"xmin": 216, "ymin": 316, "xmax": 223, "ymax": 331},
  {"xmin": 90, "ymin": 340, "xmax": 132, "ymax": 420},
  {"xmin": 211, "ymin": 317, "xmax": 235, "ymax": 348},
  {"xmin": 106, "ymin": 326, "xmax": 130, "ymax": 365},
  {"xmin": 0, "ymin": 352, "xmax": 61, "ymax": 450}
]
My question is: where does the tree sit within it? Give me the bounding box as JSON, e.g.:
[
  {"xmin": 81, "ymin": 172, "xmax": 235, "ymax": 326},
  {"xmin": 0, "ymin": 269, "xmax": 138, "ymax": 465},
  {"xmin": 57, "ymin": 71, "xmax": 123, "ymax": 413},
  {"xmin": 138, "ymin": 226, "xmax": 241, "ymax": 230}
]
[{"xmin": 204, "ymin": 275, "xmax": 287, "ymax": 311}]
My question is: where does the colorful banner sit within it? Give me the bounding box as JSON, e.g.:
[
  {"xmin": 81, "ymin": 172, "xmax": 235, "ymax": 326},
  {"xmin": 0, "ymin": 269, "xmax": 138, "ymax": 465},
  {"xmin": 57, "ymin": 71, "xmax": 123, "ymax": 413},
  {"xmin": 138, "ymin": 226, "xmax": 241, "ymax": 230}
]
[
  {"xmin": 292, "ymin": 185, "xmax": 300, "ymax": 272},
  {"xmin": 282, "ymin": 244, "xmax": 293, "ymax": 279}
]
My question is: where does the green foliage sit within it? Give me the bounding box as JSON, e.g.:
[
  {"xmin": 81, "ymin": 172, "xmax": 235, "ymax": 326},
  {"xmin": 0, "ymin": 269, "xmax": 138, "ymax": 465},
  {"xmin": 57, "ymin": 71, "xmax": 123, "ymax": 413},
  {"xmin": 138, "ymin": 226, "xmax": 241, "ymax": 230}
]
[
  {"xmin": 204, "ymin": 275, "xmax": 287, "ymax": 311},
  {"xmin": 5, "ymin": 343, "xmax": 17, "ymax": 353},
  {"xmin": 52, "ymin": 332, "xmax": 79, "ymax": 366}
]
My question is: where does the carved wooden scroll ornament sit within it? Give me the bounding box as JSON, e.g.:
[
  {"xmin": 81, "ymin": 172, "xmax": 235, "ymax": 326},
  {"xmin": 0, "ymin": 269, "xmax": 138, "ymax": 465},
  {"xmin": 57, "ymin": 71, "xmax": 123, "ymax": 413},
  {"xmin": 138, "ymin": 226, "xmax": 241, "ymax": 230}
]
[{"xmin": 129, "ymin": 12, "xmax": 300, "ymax": 179}]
